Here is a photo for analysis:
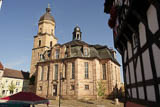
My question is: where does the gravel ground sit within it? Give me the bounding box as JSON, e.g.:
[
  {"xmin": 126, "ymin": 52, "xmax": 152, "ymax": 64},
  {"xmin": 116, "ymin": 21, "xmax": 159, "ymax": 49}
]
[{"xmin": 35, "ymin": 99, "xmax": 124, "ymax": 107}]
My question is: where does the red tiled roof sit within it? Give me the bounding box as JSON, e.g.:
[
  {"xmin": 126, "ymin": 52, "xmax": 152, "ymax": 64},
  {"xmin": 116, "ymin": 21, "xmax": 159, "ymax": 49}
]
[
  {"xmin": 0, "ymin": 62, "xmax": 4, "ymax": 70},
  {"xmin": 3, "ymin": 68, "xmax": 29, "ymax": 80}
]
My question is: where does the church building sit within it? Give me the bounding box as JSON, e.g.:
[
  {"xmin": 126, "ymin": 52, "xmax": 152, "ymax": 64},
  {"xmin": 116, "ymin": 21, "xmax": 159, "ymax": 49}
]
[{"xmin": 30, "ymin": 7, "xmax": 121, "ymax": 100}]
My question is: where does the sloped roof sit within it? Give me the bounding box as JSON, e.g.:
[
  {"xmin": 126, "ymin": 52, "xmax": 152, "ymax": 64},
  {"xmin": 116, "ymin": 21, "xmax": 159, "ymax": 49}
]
[
  {"xmin": 39, "ymin": 8, "xmax": 55, "ymax": 22},
  {"xmin": 3, "ymin": 68, "xmax": 29, "ymax": 80},
  {"xmin": 63, "ymin": 40, "xmax": 89, "ymax": 46},
  {"xmin": 0, "ymin": 62, "xmax": 3, "ymax": 70}
]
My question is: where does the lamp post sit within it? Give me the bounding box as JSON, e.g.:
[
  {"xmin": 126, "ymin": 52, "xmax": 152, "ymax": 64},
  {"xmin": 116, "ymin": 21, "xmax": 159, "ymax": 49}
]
[{"xmin": 59, "ymin": 72, "xmax": 62, "ymax": 107}]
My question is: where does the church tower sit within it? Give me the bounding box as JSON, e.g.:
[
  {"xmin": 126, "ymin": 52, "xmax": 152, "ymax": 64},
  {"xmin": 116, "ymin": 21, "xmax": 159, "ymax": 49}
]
[
  {"xmin": 30, "ymin": 6, "xmax": 57, "ymax": 77},
  {"xmin": 72, "ymin": 25, "xmax": 82, "ymax": 40}
]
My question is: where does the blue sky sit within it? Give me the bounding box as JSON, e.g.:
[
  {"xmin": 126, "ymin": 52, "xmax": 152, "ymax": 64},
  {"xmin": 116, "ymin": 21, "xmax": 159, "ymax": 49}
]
[{"xmin": 0, "ymin": 0, "xmax": 123, "ymax": 82}]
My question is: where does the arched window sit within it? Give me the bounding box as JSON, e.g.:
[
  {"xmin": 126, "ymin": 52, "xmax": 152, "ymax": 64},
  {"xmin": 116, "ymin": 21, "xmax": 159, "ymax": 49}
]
[
  {"xmin": 50, "ymin": 41, "xmax": 52, "ymax": 47},
  {"xmin": 39, "ymin": 40, "xmax": 41, "ymax": 47},
  {"xmin": 77, "ymin": 34, "xmax": 80, "ymax": 40},
  {"xmin": 39, "ymin": 28, "xmax": 42, "ymax": 33},
  {"xmin": 51, "ymin": 29, "xmax": 53, "ymax": 34}
]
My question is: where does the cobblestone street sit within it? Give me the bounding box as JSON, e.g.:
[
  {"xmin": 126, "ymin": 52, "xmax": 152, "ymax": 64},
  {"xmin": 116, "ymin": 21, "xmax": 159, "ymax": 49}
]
[{"xmin": 35, "ymin": 99, "xmax": 124, "ymax": 107}]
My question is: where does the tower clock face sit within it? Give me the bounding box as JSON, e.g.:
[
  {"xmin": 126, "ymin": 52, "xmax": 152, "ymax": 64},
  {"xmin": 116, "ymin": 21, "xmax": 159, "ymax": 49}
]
[{"xmin": 76, "ymin": 28, "xmax": 79, "ymax": 30}]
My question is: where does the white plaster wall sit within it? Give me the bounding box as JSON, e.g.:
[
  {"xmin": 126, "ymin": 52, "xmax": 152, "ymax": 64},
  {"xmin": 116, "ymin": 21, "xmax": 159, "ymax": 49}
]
[
  {"xmin": 138, "ymin": 87, "xmax": 145, "ymax": 100},
  {"xmin": 152, "ymin": 44, "xmax": 160, "ymax": 77},
  {"xmin": 146, "ymin": 85, "xmax": 156, "ymax": 101},
  {"xmin": 147, "ymin": 4, "xmax": 159, "ymax": 34},
  {"xmin": 139, "ymin": 22, "xmax": 147, "ymax": 47},
  {"xmin": 127, "ymin": 42, "xmax": 132, "ymax": 59},
  {"xmin": 129, "ymin": 61, "xmax": 135, "ymax": 84},
  {"xmin": 142, "ymin": 49, "xmax": 153, "ymax": 80},
  {"xmin": 136, "ymin": 57, "xmax": 142, "ymax": 82}
]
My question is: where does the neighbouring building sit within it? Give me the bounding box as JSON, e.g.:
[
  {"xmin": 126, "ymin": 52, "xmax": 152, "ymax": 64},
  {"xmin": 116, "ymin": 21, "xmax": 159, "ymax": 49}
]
[
  {"xmin": 104, "ymin": 0, "xmax": 160, "ymax": 106},
  {"xmin": 30, "ymin": 7, "xmax": 121, "ymax": 100},
  {"xmin": 0, "ymin": 62, "xmax": 30, "ymax": 97}
]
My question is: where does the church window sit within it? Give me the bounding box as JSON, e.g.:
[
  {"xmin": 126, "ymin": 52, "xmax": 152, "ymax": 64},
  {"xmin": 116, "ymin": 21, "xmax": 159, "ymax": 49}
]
[
  {"xmin": 85, "ymin": 62, "xmax": 89, "ymax": 79},
  {"xmin": 50, "ymin": 41, "xmax": 52, "ymax": 47},
  {"xmin": 71, "ymin": 85, "xmax": 75, "ymax": 90},
  {"xmin": 51, "ymin": 29, "xmax": 53, "ymax": 34},
  {"xmin": 72, "ymin": 62, "xmax": 75, "ymax": 79},
  {"xmin": 102, "ymin": 64, "xmax": 106, "ymax": 80},
  {"xmin": 64, "ymin": 64, "xmax": 67, "ymax": 79},
  {"xmin": 39, "ymin": 86, "xmax": 42, "ymax": 91},
  {"xmin": 77, "ymin": 34, "xmax": 80, "ymax": 40},
  {"xmin": 47, "ymin": 66, "xmax": 50, "ymax": 80},
  {"xmin": 54, "ymin": 64, "xmax": 58, "ymax": 80},
  {"xmin": 40, "ymin": 66, "xmax": 44, "ymax": 81},
  {"xmin": 39, "ymin": 40, "xmax": 41, "ymax": 47},
  {"xmin": 55, "ymin": 49, "xmax": 60, "ymax": 59},
  {"xmin": 85, "ymin": 85, "xmax": 89, "ymax": 90},
  {"xmin": 39, "ymin": 28, "xmax": 42, "ymax": 33}
]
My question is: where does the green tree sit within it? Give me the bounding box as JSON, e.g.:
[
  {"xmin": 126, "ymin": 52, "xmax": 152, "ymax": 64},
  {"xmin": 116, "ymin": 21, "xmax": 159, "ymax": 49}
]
[
  {"xmin": 8, "ymin": 82, "xmax": 16, "ymax": 94},
  {"xmin": 97, "ymin": 80, "xmax": 106, "ymax": 97}
]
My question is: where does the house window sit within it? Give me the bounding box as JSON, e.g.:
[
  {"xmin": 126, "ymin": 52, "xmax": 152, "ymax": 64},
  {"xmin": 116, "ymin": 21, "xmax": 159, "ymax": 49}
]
[
  {"xmin": 85, "ymin": 85, "xmax": 89, "ymax": 90},
  {"xmin": 50, "ymin": 41, "xmax": 52, "ymax": 47},
  {"xmin": 72, "ymin": 62, "xmax": 75, "ymax": 79},
  {"xmin": 16, "ymin": 82, "xmax": 20, "ymax": 86},
  {"xmin": 54, "ymin": 64, "xmax": 58, "ymax": 80},
  {"xmin": 102, "ymin": 64, "xmax": 106, "ymax": 80},
  {"xmin": 2, "ymin": 90, "xmax": 5, "ymax": 95},
  {"xmin": 16, "ymin": 89, "xmax": 18, "ymax": 92},
  {"xmin": 47, "ymin": 66, "xmax": 50, "ymax": 80},
  {"xmin": 39, "ymin": 40, "xmax": 41, "ymax": 47},
  {"xmin": 84, "ymin": 48, "xmax": 88, "ymax": 56},
  {"xmin": 55, "ymin": 49, "xmax": 60, "ymax": 59},
  {"xmin": 10, "ymin": 90, "xmax": 14, "ymax": 94},
  {"xmin": 71, "ymin": 85, "xmax": 75, "ymax": 90},
  {"xmin": 85, "ymin": 62, "xmax": 89, "ymax": 79}
]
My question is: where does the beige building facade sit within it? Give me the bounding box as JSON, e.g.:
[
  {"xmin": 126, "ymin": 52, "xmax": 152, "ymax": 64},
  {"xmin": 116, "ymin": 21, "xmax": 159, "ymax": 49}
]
[
  {"xmin": 30, "ymin": 7, "xmax": 121, "ymax": 100},
  {"xmin": 0, "ymin": 62, "xmax": 30, "ymax": 97}
]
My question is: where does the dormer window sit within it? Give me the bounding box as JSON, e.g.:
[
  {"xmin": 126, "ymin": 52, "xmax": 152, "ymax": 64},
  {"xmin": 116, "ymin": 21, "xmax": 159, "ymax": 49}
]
[
  {"xmin": 84, "ymin": 48, "xmax": 88, "ymax": 56},
  {"xmin": 55, "ymin": 49, "xmax": 60, "ymax": 59}
]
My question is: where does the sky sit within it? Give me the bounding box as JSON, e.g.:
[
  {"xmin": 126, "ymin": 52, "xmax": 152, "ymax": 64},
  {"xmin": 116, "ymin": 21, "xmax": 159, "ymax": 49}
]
[{"xmin": 0, "ymin": 0, "xmax": 123, "ymax": 82}]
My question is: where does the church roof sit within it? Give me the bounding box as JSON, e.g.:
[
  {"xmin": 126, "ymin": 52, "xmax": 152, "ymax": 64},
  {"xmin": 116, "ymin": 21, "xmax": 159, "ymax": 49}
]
[
  {"xmin": 3, "ymin": 68, "xmax": 29, "ymax": 80},
  {"xmin": 63, "ymin": 40, "xmax": 89, "ymax": 46},
  {"xmin": 52, "ymin": 40, "xmax": 120, "ymax": 65},
  {"xmin": 39, "ymin": 8, "xmax": 55, "ymax": 22}
]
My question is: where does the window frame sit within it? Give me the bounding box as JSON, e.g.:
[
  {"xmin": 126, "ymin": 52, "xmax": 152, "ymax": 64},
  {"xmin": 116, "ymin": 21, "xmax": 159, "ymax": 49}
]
[
  {"xmin": 54, "ymin": 64, "xmax": 58, "ymax": 80},
  {"xmin": 102, "ymin": 64, "xmax": 106, "ymax": 80},
  {"xmin": 72, "ymin": 62, "xmax": 75, "ymax": 79},
  {"xmin": 85, "ymin": 85, "xmax": 89, "ymax": 90},
  {"xmin": 55, "ymin": 49, "xmax": 60, "ymax": 59},
  {"xmin": 85, "ymin": 62, "xmax": 89, "ymax": 79}
]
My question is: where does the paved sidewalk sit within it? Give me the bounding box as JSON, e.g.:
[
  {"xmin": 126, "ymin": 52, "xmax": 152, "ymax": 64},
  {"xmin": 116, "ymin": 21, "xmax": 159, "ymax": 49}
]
[{"xmin": 35, "ymin": 99, "xmax": 124, "ymax": 107}]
